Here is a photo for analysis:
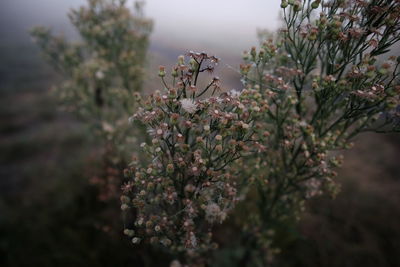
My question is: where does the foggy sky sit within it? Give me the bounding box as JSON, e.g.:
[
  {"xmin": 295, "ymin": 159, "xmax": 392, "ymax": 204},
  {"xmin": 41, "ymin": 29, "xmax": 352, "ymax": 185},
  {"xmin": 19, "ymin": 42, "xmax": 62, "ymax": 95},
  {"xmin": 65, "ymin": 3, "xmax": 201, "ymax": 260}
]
[{"xmin": 1, "ymin": 0, "xmax": 281, "ymax": 51}]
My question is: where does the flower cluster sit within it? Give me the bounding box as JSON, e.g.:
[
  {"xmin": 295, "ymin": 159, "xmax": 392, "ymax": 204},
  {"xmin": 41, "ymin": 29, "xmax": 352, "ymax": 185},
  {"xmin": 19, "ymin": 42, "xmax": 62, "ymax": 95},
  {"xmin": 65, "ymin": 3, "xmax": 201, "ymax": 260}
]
[
  {"xmin": 121, "ymin": 53, "xmax": 264, "ymax": 252},
  {"xmin": 233, "ymin": 0, "xmax": 400, "ymax": 264}
]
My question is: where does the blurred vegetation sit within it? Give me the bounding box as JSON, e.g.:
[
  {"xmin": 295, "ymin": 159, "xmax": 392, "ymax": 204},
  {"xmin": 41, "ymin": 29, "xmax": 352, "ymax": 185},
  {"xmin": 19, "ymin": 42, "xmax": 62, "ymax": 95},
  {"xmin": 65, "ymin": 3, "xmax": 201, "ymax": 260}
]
[{"xmin": 0, "ymin": 42, "xmax": 167, "ymax": 267}]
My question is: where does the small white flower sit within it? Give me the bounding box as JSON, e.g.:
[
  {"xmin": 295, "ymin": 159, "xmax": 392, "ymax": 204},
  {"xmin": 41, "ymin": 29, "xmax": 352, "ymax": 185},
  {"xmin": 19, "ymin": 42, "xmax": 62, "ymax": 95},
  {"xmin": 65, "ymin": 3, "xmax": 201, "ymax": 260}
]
[
  {"xmin": 189, "ymin": 232, "xmax": 197, "ymax": 247},
  {"xmin": 101, "ymin": 121, "xmax": 114, "ymax": 133},
  {"xmin": 95, "ymin": 70, "xmax": 105, "ymax": 80},
  {"xmin": 205, "ymin": 202, "xmax": 226, "ymax": 223},
  {"xmin": 228, "ymin": 89, "xmax": 242, "ymax": 97},
  {"xmin": 299, "ymin": 120, "xmax": 308, "ymax": 127},
  {"xmin": 241, "ymin": 122, "xmax": 250, "ymax": 129},
  {"xmin": 156, "ymin": 129, "xmax": 163, "ymax": 136},
  {"xmin": 180, "ymin": 98, "xmax": 198, "ymax": 114},
  {"xmin": 131, "ymin": 237, "xmax": 141, "ymax": 244},
  {"xmin": 121, "ymin": 204, "xmax": 129, "ymax": 211},
  {"xmin": 170, "ymin": 260, "xmax": 181, "ymax": 267}
]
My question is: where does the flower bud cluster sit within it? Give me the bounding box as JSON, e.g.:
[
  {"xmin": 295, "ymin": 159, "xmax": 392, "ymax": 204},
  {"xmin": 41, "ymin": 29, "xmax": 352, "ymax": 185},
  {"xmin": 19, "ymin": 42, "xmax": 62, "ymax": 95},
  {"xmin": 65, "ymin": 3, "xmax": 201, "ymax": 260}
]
[{"xmin": 123, "ymin": 53, "xmax": 264, "ymax": 252}]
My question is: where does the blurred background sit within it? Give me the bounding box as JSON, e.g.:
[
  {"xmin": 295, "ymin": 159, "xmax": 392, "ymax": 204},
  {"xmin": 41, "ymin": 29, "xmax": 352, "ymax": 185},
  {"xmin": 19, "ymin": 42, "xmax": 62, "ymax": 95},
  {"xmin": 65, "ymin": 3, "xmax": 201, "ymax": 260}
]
[{"xmin": 0, "ymin": 0, "xmax": 399, "ymax": 266}]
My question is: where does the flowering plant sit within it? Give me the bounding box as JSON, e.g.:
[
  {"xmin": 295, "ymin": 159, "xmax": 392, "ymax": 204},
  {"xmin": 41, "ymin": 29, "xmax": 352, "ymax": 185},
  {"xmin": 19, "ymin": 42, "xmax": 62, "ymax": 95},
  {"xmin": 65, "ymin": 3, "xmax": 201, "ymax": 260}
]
[
  {"xmin": 122, "ymin": 52, "xmax": 265, "ymax": 255},
  {"xmin": 122, "ymin": 0, "xmax": 400, "ymax": 265},
  {"xmin": 31, "ymin": 0, "xmax": 152, "ymax": 200},
  {"xmin": 235, "ymin": 0, "xmax": 400, "ymax": 264}
]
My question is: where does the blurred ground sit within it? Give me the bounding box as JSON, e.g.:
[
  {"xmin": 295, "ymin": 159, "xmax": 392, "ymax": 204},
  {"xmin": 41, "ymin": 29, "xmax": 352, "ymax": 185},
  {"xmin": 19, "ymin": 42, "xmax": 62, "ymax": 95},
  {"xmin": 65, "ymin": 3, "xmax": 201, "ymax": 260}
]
[
  {"xmin": 1, "ymin": 8, "xmax": 400, "ymax": 267},
  {"xmin": 0, "ymin": 39, "xmax": 174, "ymax": 267},
  {"xmin": 279, "ymin": 133, "xmax": 400, "ymax": 267}
]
